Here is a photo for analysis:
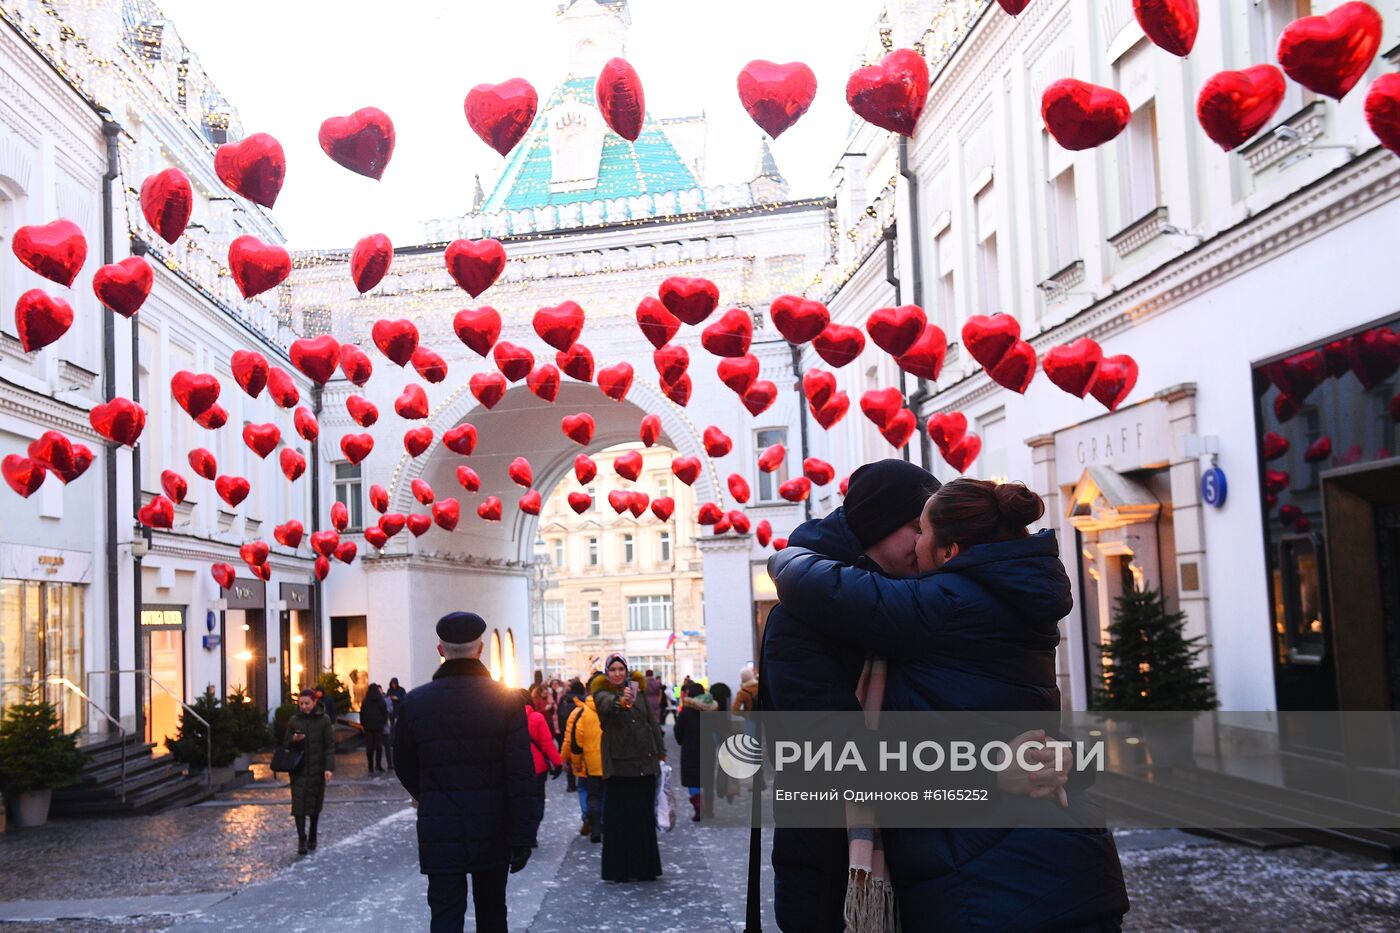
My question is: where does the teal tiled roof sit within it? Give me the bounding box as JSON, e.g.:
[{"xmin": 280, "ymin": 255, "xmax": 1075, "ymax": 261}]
[{"xmin": 481, "ymin": 76, "xmax": 699, "ymax": 214}]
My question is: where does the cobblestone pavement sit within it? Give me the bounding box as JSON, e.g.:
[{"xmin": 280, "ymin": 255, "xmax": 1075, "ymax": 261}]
[{"xmin": 3, "ymin": 744, "xmax": 1399, "ymax": 930}]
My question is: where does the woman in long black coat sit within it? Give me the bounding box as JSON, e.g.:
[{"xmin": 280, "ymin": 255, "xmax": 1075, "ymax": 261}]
[
  {"xmin": 359, "ymin": 683, "xmax": 389, "ymax": 773},
  {"xmin": 283, "ymin": 688, "xmax": 335, "ymax": 855},
  {"xmin": 591, "ymin": 654, "xmax": 666, "ymax": 882},
  {"xmin": 672, "ymin": 682, "xmax": 716, "ymax": 821}
]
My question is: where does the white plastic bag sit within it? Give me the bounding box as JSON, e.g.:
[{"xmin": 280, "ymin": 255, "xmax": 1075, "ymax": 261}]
[{"xmin": 656, "ymin": 759, "xmax": 677, "ymax": 831}]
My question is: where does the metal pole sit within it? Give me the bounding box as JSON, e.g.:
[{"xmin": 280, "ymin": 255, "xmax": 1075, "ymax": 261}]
[
  {"xmin": 787, "ymin": 343, "xmax": 813, "ymax": 521},
  {"xmin": 100, "ymin": 117, "xmax": 122, "ymax": 734},
  {"xmin": 898, "ymin": 136, "xmax": 936, "ymax": 471}
]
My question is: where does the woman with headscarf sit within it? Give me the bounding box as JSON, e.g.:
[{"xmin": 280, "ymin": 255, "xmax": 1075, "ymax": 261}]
[{"xmin": 590, "ymin": 653, "xmax": 666, "ymax": 882}]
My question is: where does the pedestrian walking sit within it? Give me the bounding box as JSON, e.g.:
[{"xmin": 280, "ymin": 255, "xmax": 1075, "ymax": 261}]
[
  {"xmin": 733, "ymin": 667, "xmax": 759, "ymax": 715},
  {"xmin": 590, "ymin": 654, "xmax": 666, "ymax": 882},
  {"xmin": 557, "ymin": 678, "xmax": 586, "ymax": 791},
  {"xmin": 394, "ymin": 612, "xmax": 539, "ymax": 933},
  {"xmin": 385, "ymin": 677, "xmax": 406, "ymax": 771},
  {"xmin": 706, "ymin": 682, "xmax": 737, "ymax": 811},
  {"xmin": 283, "ymin": 688, "xmax": 335, "ymax": 856},
  {"xmin": 360, "ymin": 682, "xmax": 389, "ymax": 774},
  {"xmin": 312, "ymin": 685, "xmax": 337, "ymax": 723},
  {"xmin": 657, "ymin": 681, "xmax": 673, "ymax": 725},
  {"xmin": 563, "ymin": 683, "xmax": 604, "ymax": 841},
  {"xmin": 520, "ymin": 688, "xmax": 563, "ymax": 846},
  {"xmin": 643, "ymin": 668, "xmax": 665, "ymax": 722},
  {"xmin": 673, "ymin": 681, "xmax": 717, "ymax": 821}
]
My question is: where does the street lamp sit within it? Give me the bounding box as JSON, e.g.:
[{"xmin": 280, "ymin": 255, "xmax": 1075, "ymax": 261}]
[{"xmin": 530, "ymin": 533, "xmax": 552, "ymax": 679}]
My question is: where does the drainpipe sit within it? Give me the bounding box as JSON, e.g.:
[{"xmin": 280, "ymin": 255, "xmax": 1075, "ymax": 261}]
[
  {"xmin": 129, "ymin": 238, "xmax": 148, "ymax": 740},
  {"xmin": 884, "ymin": 226, "xmax": 910, "ymax": 464},
  {"xmin": 100, "ymin": 117, "xmax": 123, "ymax": 733},
  {"xmin": 787, "ymin": 343, "xmax": 813, "ymax": 521},
  {"xmin": 310, "ymin": 382, "xmax": 324, "ymax": 675},
  {"xmin": 897, "ymin": 137, "xmax": 935, "ymax": 470}
]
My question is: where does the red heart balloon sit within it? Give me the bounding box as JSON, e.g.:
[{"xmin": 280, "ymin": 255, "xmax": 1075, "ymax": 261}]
[
  {"xmin": 1277, "ymin": 2, "xmax": 1383, "ymax": 101},
  {"xmin": 347, "ymin": 395, "xmax": 379, "ymax": 427},
  {"xmin": 434, "ymin": 497, "xmax": 462, "ymax": 531},
  {"xmin": 93, "ymin": 257, "xmax": 153, "ymax": 318},
  {"xmin": 364, "ymin": 527, "xmax": 389, "ymax": 550},
  {"xmin": 370, "ymin": 484, "xmax": 390, "ymax": 513},
  {"xmin": 160, "ymin": 469, "xmax": 188, "ymax": 505},
  {"xmin": 313, "ymin": 557, "xmax": 329, "ymax": 581},
  {"xmin": 1133, "ymin": 0, "xmax": 1198, "ymax": 57},
  {"xmin": 454, "ymin": 306, "xmax": 502, "ymax": 356},
  {"xmin": 717, "ymin": 355, "xmax": 760, "ymax": 395},
  {"xmin": 597, "ymin": 362, "xmax": 634, "ymax": 402},
  {"xmin": 411, "ymin": 478, "xmax": 435, "ymax": 506},
  {"xmin": 211, "ymin": 562, "xmax": 237, "ymax": 589},
  {"xmin": 996, "ymin": 0, "xmax": 1032, "ymax": 14},
  {"xmin": 896, "ymin": 324, "xmax": 948, "ymax": 381},
  {"xmin": 542, "ymin": 349, "xmax": 589, "ymax": 390},
  {"xmin": 743, "ymin": 380, "xmax": 778, "ymax": 416},
  {"xmin": 697, "ymin": 502, "xmax": 724, "ymax": 525},
  {"xmin": 779, "ymin": 477, "xmax": 812, "ymax": 503},
  {"xmin": 138, "ymin": 495, "xmax": 175, "ymax": 529},
  {"xmin": 216, "ymin": 475, "xmax": 250, "ymax": 507},
  {"xmin": 614, "ymin": 450, "xmax": 643, "ymax": 481},
  {"xmin": 568, "ymin": 492, "xmax": 593, "ymax": 514},
  {"xmin": 659, "ymin": 277, "xmax": 720, "ymax": 326},
  {"xmin": 533, "ymin": 301, "xmax": 586, "ymax": 352},
  {"xmin": 575, "ymin": 454, "xmax": 598, "ymax": 484},
  {"xmin": 1347, "ymin": 326, "xmax": 1400, "ymax": 389},
  {"xmin": 943, "ymin": 433, "xmax": 982, "ymax": 473},
  {"xmin": 812, "ymin": 391, "xmax": 849, "ymax": 430},
  {"xmin": 1197, "ymin": 66, "xmax": 1287, "ymax": 152},
  {"xmin": 1278, "ymin": 504, "xmax": 1303, "ymax": 527},
  {"xmin": 596, "ymin": 58, "xmax": 646, "ymax": 141},
  {"xmin": 704, "ymin": 426, "xmax": 733, "ymax": 458},
  {"xmin": 701, "ymin": 308, "xmax": 754, "ymax": 358},
  {"xmin": 89, "ymin": 397, "xmax": 146, "ymax": 446},
  {"xmin": 772, "ymin": 537, "xmax": 790, "ymax": 551},
  {"xmin": 519, "ymin": 489, "xmax": 544, "ymax": 516},
  {"xmin": 508, "ymin": 457, "xmax": 534, "ymax": 488},
  {"xmin": 395, "ymin": 383, "xmax": 430, "ymax": 420},
  {"xmin": 493, "ymin": 341, "xmax": 535, "ymax": 383},
  {"xmin": 1268, "ymin": 350, "xmax": 1327, "ymax": 402},
  {"xmin": 562, "ymin": 412, "xmax": 596, "ymax": 445},
  {"xmin": 769, "ymin": 295, "xmax": 830, "ymax": 345},
  {"xmin": 2, "ymin": 454, "xmax": 48, "ymax": 497},
  {"xmin": 242, "ymin": 422, "xmax": 281, "ymax": 459},
  {"xmin": 737, "ymin": 60, "xmax": 817, "ymax": 138},
  {"xmin": 1089, "ymin": 355, "xmax": 1140, "ymax": 412},
  {"xmin": 274, "ymin": 520, "xmax": 305, "ymax": 549},
  {"xmin": 1303, "ymin": 436, "xmax": 1333, "ymax": 464},
  {"xmin": 334, "ymin": 345, "xmax": 371, "ymax": 387},
  {"xmin": 1366, "ymin": 74, "xmax": 1400, "ymax": 155},
  {"xmin": 671, "ymin": 456, "xmax": 701, "ymax": 486},
  {"xmin": 653, "ymin": 344, "xmax": 689, "ymax": 384},
  {"xmin": 465, "ymin": 79, "xmax": 538, "ymax": 156},
  {"xmin": 1274, "ymin": 393, "xmax": 1300, "ymax": 423},
  {"xmin": 866, "ymin": 305, "xmax": 926, "ymax": 357},
  {"xmin": 927, "ymin": 412, "xmax": 968, "ymax": 452},
  {"xmin": 318, "ymin": 106, "xmax": 395, "ymax": 179},
  {"xmin": 803, "ymin": 458, "xmax": 836, "ymax": 486},
  {"xmin": 758, "ymin": 444, "xmax": 786, "ymax": 473},
  {"xmin": 140, "ymin": 168, "xmax": 192, "ymax": 244},
  {"xmin": 14, "ymin": 289, "xmax": 74, "ymax": 352},
  {"xmin": 372, "ymin": 318, "xmax": 419, "ymax": 366},
  {"xmin": 310, "ymin": 530, "xmax": 340, "ymax": 558},
  {"xmin": 194, "ymin": 405, "xmax": 228, "ymax": 431},
  {"xmin": 651, "ymin": 497, "xmax": 675, "ymax": 521},
  {"xmin": 294, "ymin": 407, "xmax": 319, "ymax": 443},
  {"xmin": 470, "ymin": 371, "xmax": 508, "ymax": 409},
  {"xmin": 846, "ymin": 48, "xmax": 929, "ymax": 136},
  {"xmin": 1264, "ymin": 469, "xmax": 1291, "ymax": 493},
  {"xmin": 279, "ymin": 447, "xmax": 306, "ymax": 482},
  {"xmin": 215, "ymin": 133, "xmax": 285, "ymax": 207},
  {"xmin": 608, "ymin": 490, "xmax": 633, "ymax": 515},
  {"xmin": 350, "ymin": 232, "xmax": 394, "ymax": 293},
  {"xmin": 812, "ymin": 324, "xmax": 866, "ymax": 368},
  {"xmin": 230, "ymin": 350, "xmax": 270, "ymax": 399},
  {"xmin": 171, "ymin": 370, "xmax": 221, "ymax": 417},
  {"xmin": 380, "ymin": 513, "xmax": 407, "ymax": 538},
  {"xmin": 636, "ymin": 296, "xmax": 681, "ymax": 349},
  {"xmin": 860, "ymin": 387, "xmax": 904, "ymax": 429},
  {"xmin": 240, "ymin": 540, "xmax": 271, "ymax": 567},
  {"xmin": 726, "ymin": 509, "xmax": 749, "ymax": 534},
  {"xmin": 443, "ymin": 424, "xmax": 478, "ymax": 456},
  {"xmin": 989, "ymin": 341, "xmax": 1038, "ymax": 393},
  {"xmin": 640, "ymin": 413, "xmax": 662, "ymax": 447},
  {"xmin": 340, "ymin": 433, "xmax": 374, "ymax": 464},
  {"xmin": 446, "ymin": 239, "xmax": 506, "ymax": 297},
  {"xmin": 477, "ymin": 496, "xmax": 503, "ymax": 522},
  {"xmin": 520, "ymin": 364, "xmax": 559, "ymax": 403},
  {"xmin": 289, "ymin": 335, "xmax": 341, "ymax": 384},
  {"xmin": 727, "ymin": 473, "xmax": 751, "ymax": 504},
  {"xmin": 661, "ymin": 372, "xmax": 693, "ymax": 406},
  {"xmin": 802, "ymin": 369, "xmax": 836, "ymax": 409},
  {"xmin": 1261, "ymin": 432, "xmax": 1290, "ymax": 461},
  {"xmin": 963, "ymin": 314, "xmax": 1021, "ymax": 368},
  {"xmin": 12, "ymin": 219, "xmax": 87, "ymax": 286},
  {"xmin": 1042, "ymin": 339, "xmax": 1104, "ymax": 398},
  {"xmin": 756, "ymin": 519, "xmax": 772, "ymax": 547},
  {"xmin": 412, "ymin": 347, "xmax": 449, "ymax": 385},
  {"xmin": 188, "ymin": 448, "xmax": 217, "ymax": 480},
  {"xmin": 880, "ymin": 409, "xmax": 917, "ymax": 449},
  {"xmin": 404, "ymin": 427, "xmax": 434, "ymax": 458},
  {"xmin": 1042, "ymin": 79, "xmax": 1131, "ymax": 150},
  {"xmin": 406, "ymin": 514, "xmax": 432, "ymax": 538}
]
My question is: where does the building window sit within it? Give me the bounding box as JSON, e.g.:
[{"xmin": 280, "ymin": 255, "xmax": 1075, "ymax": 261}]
[
  {"xmin": 629, "ymin": 655, "xmax": 675, "ymax": 685},
  {"xmin": 552, "ymin": 538, "xmax": 564, "ymax": 568},
  {"xmin": 586, "ymin": 485, "xmax": 598, "ymax": 512},
  {"xmin": 755, "ymin": 428, "xmax": 789, "ymax": 503},
  {"xmin": 587, "ymin": 537, "xmax": 599, "ymax": 567},
  {"xmin": 333, "ymin": 462, "xmax": 363, "ymax": 531},
  {"xmin": 934, "ymin": 225, "xmax": 956, "ymax": 331},
  {"xmin": 659, "ymin": 531, "xmax": 672, "ymax": 563},
  {"xmin": 1046, "ymin": 160, "xmax": 1079, "ymax": 275},
  {"xmin": 623, "ymin": 534, "xmax": 634, "ymax": 564},
  {"xmin": 1120, "ymin": 102, "xmax": 1162, "ymax": 225},
  {"xmin": 975, "ymin": 183, "xmax": 999, "ymax": 312},
  {"xmin": 588, "ymin": 601, "xmax": 601, "ymax": 637},
  {"xmin": 1252, "ymin": 1, "xmax": 1313, "ymax": 123},
  {"xmin": 977, "ymin": 408, "xmax": 1007, "ymax": 485},
  {"xmin": 656, "ymin": 479, "xmax": 670, "ymax": 500},
  {"xmin": 627, "ymin": 595, "xmax": 672, "ymax": 631},
  {"xmin": 541, "ymin": 600, "xmax": 565, "ymax": 635}
]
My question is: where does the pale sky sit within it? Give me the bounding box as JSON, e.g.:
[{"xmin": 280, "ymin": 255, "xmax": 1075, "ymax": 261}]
[{"xmin": 152, "ymin": 0, "xmax": 884, "ymax": 251}]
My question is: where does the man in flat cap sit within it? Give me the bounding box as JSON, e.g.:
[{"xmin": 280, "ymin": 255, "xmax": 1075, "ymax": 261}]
[{"xmin": 394, "ymin": 611, "xmax": 538, "ymax": 933}]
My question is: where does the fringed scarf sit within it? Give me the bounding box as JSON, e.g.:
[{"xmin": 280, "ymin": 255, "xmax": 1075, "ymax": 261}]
[{"xmin": 845, "ymin": 656, "xmax": 900, "ymax": 933}]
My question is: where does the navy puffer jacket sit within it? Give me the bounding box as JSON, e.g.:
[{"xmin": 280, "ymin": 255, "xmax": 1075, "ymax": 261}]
[
  {"xmin": 393, "ymin": 658, "xmax": 539, "ymax": 874},
  {"xmin": 770, "ymin": 530, "xmax": 1129, "ymax": 932}
]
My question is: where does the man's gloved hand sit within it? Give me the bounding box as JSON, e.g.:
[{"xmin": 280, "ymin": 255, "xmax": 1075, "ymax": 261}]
[
  {"xmin": 509, "ymin": 846, "xmax": 532, "ymax": 874},
  {"xmin": 550, "ymin": 765, "xmax": 563, "ymax": 779}
]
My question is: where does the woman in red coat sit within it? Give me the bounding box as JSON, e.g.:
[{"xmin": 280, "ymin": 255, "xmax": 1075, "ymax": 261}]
[{"xmin": 519, "ymin": 689, "xmax": 562, "ymax": 847}]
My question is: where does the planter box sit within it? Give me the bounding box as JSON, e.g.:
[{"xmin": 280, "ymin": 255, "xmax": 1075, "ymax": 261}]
[{"xmin": 11, "ymin": 789, "xmax": 52, "ymax": 828}]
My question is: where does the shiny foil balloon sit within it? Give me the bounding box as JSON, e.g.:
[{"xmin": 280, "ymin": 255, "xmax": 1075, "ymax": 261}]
[
  {"xmin": 1042, "ymin": 79, "xmax": 1130, "ymax": 150},
  {"xmin": 596, "ymin": 58, "xmax": 646, "ymax": 141},
  {"xmin": 318, "ymin": 107, "xmax": 395, "ymax": 179},
  {"xmin": 845, "ymin": 48, "xmax": 930, "ymax": 137},
  {"xmin": 1366, "ymin": 73, "xmax": 1400, "ymax": 155},
  {"xmin": 12, "ymin": 219, "xmax": 87, "ymax": 286},
  {"xmin": 1196, "ymin": 66, "xmax": 1286, "ymax": 151},
  {"xmin": 1132, "ymin": 0, "xmax": 1198, "ymax": 58},
  {"xmin": 464, "ymin": 79, "xmax": 538, "ymax": 156},
  {"xmin": 1276, "ymin": 2, "xmax": 1383, "ymax": 101},
  {"xmin": 14, "ymin": 289, "xmax": 74, "ymax": 353},
  {"xmin": 140, "ymin": 168, "xmax": 193, "ymax": 244},
  {"xmin": 351, "ymin": 233, "xmax": 393, "ymax": 293},
  {"xmin": 228, "ymin": 236, "xmax": 292, "ymax": 299},
  {"xmin": 214, "ymin": 132, "xmax": 286, "ymax": 208},
  {"xmin": 737, "ymin": 60, "xmax": 817, "ymax": 138}
]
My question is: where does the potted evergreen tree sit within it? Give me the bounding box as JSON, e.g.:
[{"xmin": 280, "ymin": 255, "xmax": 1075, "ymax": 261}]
[
  {"xmin": 165, "ymin": 688, "xmax": 237, "ymax": 784},
  {"xmin": 1091, "ymin": 586, "xmax": 1217, "ymax": 768},
  {"xmin": 0, "ymin": 690, "xmax": 87, "ymax": 827},
  {"xmin": 226, "ymin": 687, "xmax": 268, "ymax": 772}
]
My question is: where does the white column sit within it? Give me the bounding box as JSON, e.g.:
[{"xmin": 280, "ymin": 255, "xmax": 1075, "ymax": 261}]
[{"xmin": 695, "ymin": 533, "xmax": 756, "ymax": 687}]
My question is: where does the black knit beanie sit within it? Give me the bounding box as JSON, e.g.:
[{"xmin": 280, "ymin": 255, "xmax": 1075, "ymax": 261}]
[{"xmin": 844, "ymin": 459, "xmax": 941, "ymax": 548}]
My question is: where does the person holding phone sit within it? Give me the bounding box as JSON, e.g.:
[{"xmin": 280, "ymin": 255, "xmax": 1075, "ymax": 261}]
[
  {"xmin": 590, "ymin": 653, "xmax": 666, "ymax": 882},
  {"xmin": 283, "ymin": 688, "xmax": 335, "ymax": 856}
]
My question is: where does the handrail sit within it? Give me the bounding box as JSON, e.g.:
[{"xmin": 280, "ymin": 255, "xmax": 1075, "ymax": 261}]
[
  {"xmin": 1, "ymin": 676, "xmax": 127, "ymax": 802},
  {"xmin": 86, "ymin": 669, "xmax": 213, "ymax": 786}
]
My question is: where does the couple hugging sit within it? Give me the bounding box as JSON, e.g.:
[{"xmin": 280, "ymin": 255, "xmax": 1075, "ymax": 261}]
[{"xmin": 760, "ymin": 459, "xmax": 1130, "ymax": 933}]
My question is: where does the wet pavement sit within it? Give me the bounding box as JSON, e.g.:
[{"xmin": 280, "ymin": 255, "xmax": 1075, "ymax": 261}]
[{"xmin": 3, "ymin": 743, "xmax": 1399, "ymax": 930}]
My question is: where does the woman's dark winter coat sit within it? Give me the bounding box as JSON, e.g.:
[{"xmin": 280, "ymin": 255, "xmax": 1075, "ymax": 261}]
[
  {"xmin": 589, "ymin": 671, "xmax": 665, "ymax": 778},
  {"xmin": 393, "ymin": 658, "xmax": 539, "ymax": 875},
  {"xmin": 770, "ymin": 529, "xmax": 1130, "ymax": 931},
  {"xmin": 672, "ymin": 693, "xmax": 717, "ymax": 789},
  {"xmin": 359, "ymin": 691, "xmax": 388, "ymax": 732},
  {"xmin": 284, "ymin": 709, "xmax": 335, "ymax": 818}
]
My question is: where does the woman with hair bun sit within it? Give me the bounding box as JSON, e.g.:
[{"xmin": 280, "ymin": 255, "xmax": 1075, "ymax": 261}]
[{"xmin": 769, "ymin": 477, "xmax": 1129, "ymax": 931}]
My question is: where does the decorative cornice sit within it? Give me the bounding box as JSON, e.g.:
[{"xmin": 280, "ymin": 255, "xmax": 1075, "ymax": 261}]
[
  {"xmin": 1240, "ymin": 102, "xmax": 1327, "ymax": 176},
  {"xmin": 694, "ymin": 532, "xmax": 754, "ymax": 555},
  {"xmin": 362, "ymin": 551, "xmax": 529, "ymax": 576},
  {"xmin": 1107, "ymin": 206, "xmax": 1170, "ymax": 258},
  {"xmin": 0, "ymin": 376, "xmax": 102, "ymax": 439}
]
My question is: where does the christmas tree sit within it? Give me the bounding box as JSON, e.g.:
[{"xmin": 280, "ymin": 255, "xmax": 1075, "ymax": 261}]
[
  {"xmin": 1092, "ymin": 586, "xmax": 1217, "ymax": 712},
  {"xmin": 165, "ymin": 688, "xmax": 238, "ymax": 768}
]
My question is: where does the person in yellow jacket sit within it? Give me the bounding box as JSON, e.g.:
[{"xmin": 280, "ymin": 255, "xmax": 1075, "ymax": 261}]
[{"xmin": 561, "ymin": 692, "xmax": 603, "ymax": 842}]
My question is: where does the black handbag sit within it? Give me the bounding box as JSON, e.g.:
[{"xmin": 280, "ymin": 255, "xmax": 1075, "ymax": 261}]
[{"xmin": 270, "ymin": 746, "xmax": 304, "ymax": 774}]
